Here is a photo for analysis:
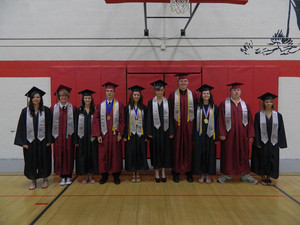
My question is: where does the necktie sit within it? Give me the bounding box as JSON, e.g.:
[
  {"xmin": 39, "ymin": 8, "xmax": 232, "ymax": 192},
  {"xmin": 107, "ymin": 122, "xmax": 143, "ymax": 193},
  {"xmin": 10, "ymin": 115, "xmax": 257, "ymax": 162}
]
[
  {"xmin": 62, "ymin": 106, "xmax": 66, "ymax": 110},
  {"xmin": 108, "ymin": 102, "xmax": 111, "ymax": 107}
]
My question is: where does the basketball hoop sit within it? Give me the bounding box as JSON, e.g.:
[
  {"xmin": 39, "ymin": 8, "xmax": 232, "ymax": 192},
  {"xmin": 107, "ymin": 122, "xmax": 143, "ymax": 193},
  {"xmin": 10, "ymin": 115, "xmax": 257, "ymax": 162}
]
[{"xmin": 170, "ymin": 0, "xmax": 190, "ymax": 14}]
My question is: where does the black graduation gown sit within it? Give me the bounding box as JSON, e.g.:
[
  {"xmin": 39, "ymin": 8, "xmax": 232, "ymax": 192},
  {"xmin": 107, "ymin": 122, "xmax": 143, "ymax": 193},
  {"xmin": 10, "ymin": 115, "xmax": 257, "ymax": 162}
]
[
  {"xmin": 193, "ymin": 104, "xmax": 219, "ymax": 175},
  {"xmin": 146, "ymin": 99, "xmax": 174, "ymax": 169},
  {"xmin": 124, "ymin": 105, "xmax": 149, "ymax": 171},
  {"xmin": 251, "ymin": 112, "xmax": 287, "ymax": 179},
  {"xmin": 74, "ymin": 109, "xmax": 99, "ymax": 175},
  {"xmin": 14, "ymin": 107, "xmax": 52, "ymax": 180}
]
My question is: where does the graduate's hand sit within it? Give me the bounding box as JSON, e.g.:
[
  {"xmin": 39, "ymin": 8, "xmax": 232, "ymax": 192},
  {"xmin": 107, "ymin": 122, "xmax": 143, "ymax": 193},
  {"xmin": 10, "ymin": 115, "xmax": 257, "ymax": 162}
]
[
  {"xmin": 256, "ymin": 145, "xmax": 261, "ymax": 149},
  {"xmin": 75, "ymin": 144, "xmax": 79, "ymax": 147},
  {"xmin": 97, "ymin": 136, "xmax": 103, "ymax": 143},
  {"xmin": 248, "ymin": 137, "xmax": 253, "ymax": 142},
  {"xmin": 148, "ymin": 135, "xmax": 153, "ymax": 138},
  {"xmin": 23, "ymin": 145, "xmax": 29, "ymax": 149},
  {"xmin": 169, "ymin": 135, "xmax": 174, "ymax": 139},
  {"xmin": 219, "ymin": 136, "xmax": 226, "ymax": 141},
  {"xmin": 46, "ymin": 143, "xmax": 51, "ymax": 147},
  {"xmin": 123, "ymin": 138, "xmax": 127, "ymax": 142},
  {"xmin": 117, "ymin": 134, "xmax": 122, "ymax": 142}
]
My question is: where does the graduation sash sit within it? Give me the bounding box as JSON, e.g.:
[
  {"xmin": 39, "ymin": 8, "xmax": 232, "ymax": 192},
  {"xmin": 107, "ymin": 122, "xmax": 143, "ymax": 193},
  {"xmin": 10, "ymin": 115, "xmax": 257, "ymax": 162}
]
[
  {"xmin": 196, "ymin": 105, "xmax": 215, "ymax": 139},
  {"xmin": 225, "ymin": 98, "xmax": 248, "ymax": 132},
  {"xmin": 78, "ymin": 113, "xmax": 95, "ymax": 142},
  {"xmin": 26, "ymin": 107, "xmax": 45, "ymax": 143},
  {"xmin": 52, "ymin": 103, "xmax": 74, "ymax": 138},
  {"xmin": 174, "ymin": 89, "xmax": 194, "ymax": 126},
  {"xmin": 100, "ymin": 99, "xmax": 119, "ymax": 135},
  {"xmin": 128, "ymin": 105, "xmax": 144, "ymax": 140},
  {"xmin": 260, "ymin": 110, "xmax": 278, "ymax": 146},
  {"xmin": 152, "ymin": 97, "xmax": 169, "ymax": 131}
]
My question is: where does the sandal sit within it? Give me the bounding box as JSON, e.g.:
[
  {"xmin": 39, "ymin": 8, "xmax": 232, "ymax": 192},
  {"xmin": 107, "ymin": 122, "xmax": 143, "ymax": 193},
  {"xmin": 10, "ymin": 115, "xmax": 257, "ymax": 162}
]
[
  {"xmin": 29, "ymin": 180, "xmax": 36, "ymax": 190},
  {"xmin": 136, "ymin": 176, "xmax": 141, "ymax": 183},
  {"xmin": 205, "ymin": 176, "xmax": 212, "ymax": 184},
  {"xmin": 89, "ymin": 178, "xmax": 95, "ymax": 184},
  {"xmin": 198, "ymin": 175, "xmax": 205, "ymax": 183},
  {"xmin": 42, "ymin": 178, "xmax": 48, "ymax": 189},
  {"xmin": 267, "ymin": 179, "xmax": 275, "ymax": 186},
  {"xmin": 261, "ymin": 179, "xmax": 268, "ymax": 186},
  {"xmin": 81, "ymin": 179, "xmax": 88, "ymax": 184}
]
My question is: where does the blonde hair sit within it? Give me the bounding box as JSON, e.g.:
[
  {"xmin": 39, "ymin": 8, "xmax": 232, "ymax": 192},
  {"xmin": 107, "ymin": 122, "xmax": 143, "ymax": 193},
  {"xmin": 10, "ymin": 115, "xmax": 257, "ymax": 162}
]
[
  {"xmin": 262, "ymin": 99, "xmax": 275, "ymax": 110},
  {"xmin": 155, "ymin": 86, "xmax": 164, "ymax": 91},
  {"xmin": 58, "ymin": 90, "xmax": 69, "ymax": 99}
]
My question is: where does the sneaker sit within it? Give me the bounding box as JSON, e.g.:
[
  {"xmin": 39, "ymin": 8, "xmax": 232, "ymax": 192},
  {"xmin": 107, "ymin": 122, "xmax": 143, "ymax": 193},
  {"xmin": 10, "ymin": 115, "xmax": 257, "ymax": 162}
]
[
  {"xmin": 66, "ymin": 177, "xmax": 72, "ymax": 185},
  {"xmin": 217, "ymin": 175, "xmax": 231, "ymax": 183},
  {"xmin": 240, "ymin": 174, "xmax": 258, "ymax": 184},
  {"xmin": 59, "ymin": 178, "xmax": 66, "ymax": 186}
]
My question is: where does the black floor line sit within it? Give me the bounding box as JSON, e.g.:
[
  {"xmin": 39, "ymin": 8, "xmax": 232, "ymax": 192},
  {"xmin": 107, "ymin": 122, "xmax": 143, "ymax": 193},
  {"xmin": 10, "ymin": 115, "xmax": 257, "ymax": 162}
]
[
  {"xmin": 274, "ymin": 185, "xmax": 300, "ymax": 205},
  {"xmin": 30, "ymin": 176, "xmax": 78, "ymax": 225}
]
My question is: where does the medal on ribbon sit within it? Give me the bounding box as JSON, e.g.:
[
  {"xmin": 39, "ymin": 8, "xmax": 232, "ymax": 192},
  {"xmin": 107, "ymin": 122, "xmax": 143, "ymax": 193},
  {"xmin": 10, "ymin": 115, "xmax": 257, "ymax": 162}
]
[
  {"xmin": 134, "ymin": 106, "xmax": 139, "ymax": 125},
  {"xmin": 203, "ymin": 105, "xmax": 209, "ymax": 124},
  {"xmin": 106, "ymin": 99, "xmax": 114, "ymax": 121}
]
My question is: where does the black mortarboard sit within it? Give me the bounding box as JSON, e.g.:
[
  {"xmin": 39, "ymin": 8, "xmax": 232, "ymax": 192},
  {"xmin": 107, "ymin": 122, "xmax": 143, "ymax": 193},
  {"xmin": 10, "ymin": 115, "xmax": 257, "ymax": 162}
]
[
  {"xmin": 258, "ymin": 92, "xmax": 278, "ymax": 101},
  {"xmin": 174, "ymin": 73, "xmax": 190, "ymax": 80},
  {"xmin": 196, "ymin": 84, "xmax": 214, "ymax": 92},
  {"xmin": 78, "ymin": 89, "xmax": 95, "ymax": 96},
  {"xmin": 102, "ymin": 82, "xmax": 119, "ymax": 89},
  {"xmin": 54, "ymin": 85, "xmax": 72, "ymax": 96},
  {"xmin": 25, "ymin": 86, "xmax": 46, "ymax": 97},
  {"xmin": 128, "ymin": 85, "xmax": 145, "ymax": 92},
  {"xmin": 226, "ymin": 82, "xmax": 244, "ymax": 89},
  {"xmin": 150, "ymin": 79, "xmax": 168, "ymax": 87}
]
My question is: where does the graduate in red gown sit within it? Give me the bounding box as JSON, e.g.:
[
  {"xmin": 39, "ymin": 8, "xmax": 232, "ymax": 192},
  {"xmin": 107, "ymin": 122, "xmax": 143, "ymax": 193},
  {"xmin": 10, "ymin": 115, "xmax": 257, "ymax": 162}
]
[
  {"xmin": 168, "ymin": 74, "xmax": 197, "ymax": 183},
  {"xmin": 14, "ymin": 87, "xmax": 52, "ymax": 190},
  {"xmin": 217, "ymin": 82, "xmax": 257, "ymax": 184},
  {"xmin": 251, "ymin": 92, "xmax": 287, "ymax": 186},
  {"xmin": 51, "ymin": 85, "xmax": 76, "ymax": 186},
  {"xmin": 91, "ymin": 82, "xmax": 125, "ymax": 185}
]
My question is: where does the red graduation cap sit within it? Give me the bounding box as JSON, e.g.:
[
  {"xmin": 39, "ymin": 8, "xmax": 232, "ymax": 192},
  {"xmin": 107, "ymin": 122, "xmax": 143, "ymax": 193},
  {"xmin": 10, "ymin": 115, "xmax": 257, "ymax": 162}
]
[
  {"xmin": 102, "ymin": 82, "xmax": 119, "ymax": 89},
  {"xmin": 54, "ymin": 85, "xmax": 72, "ymax": 96},
  {"xmin": 174, "ymin": 73, "xmax": 190, "ymax": 80},
  {"xmin": 226, "ymin": 82, "xmax": 244, "ymax": 89}
]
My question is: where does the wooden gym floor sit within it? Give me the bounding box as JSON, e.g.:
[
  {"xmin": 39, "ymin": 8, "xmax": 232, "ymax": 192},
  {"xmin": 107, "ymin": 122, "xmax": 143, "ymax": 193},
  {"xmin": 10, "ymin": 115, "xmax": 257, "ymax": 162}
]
[{"xmin": 0, "ymin": 173, "xmax": 299, "ymax": 225}]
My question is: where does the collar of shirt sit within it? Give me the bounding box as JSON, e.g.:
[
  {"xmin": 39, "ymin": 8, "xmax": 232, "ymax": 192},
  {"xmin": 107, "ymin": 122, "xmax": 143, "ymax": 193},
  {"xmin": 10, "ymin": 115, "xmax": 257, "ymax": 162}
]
[
  {"xmin": 230, "ymin": 98, "xmax": 240, "ymax": 106},
  {"xmin": 59, "ymin": 102, "xmax": 68, "ymax": 108}
]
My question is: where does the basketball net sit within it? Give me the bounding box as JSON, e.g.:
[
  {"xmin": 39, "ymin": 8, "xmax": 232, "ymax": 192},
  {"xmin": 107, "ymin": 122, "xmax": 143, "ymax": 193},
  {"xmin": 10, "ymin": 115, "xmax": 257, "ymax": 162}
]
[{"xmin": 170, "ymin": 0, "xmax": 190, "ymax": 14}]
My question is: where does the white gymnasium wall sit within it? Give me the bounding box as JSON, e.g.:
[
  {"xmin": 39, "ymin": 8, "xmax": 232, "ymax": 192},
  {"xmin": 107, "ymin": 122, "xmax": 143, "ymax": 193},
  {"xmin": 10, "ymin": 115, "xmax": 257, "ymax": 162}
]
[
  {"xmin": 0, "ymin": 0, "xmax": 299, "ymax": 60},
  {"xmin": 278, "ymin": 77, "xmax": 300, "ymax": 159},
  {"xmin": 0, "ymin": 78, "xmax": 51, "ymax": 159}
]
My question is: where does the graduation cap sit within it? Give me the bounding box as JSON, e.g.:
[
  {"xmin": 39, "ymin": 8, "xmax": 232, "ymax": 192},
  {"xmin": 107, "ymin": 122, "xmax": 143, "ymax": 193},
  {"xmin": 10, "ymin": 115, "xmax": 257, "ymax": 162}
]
[
  {"xmin": 174, "ymin": 73, "xmax": 190, "ymax": 80},
  {"xmin": 25, "ymin": 86, "xmax": 46, "ymax": 97},
  {"xmin": 128, "ymin": 85, "xmax": 144, "ymax": 92},
  {"xmin": 258, "ymin": 92, "xmax": 278, "ymax": 101},
  {"xmin": 226, "ymin": 82, "xmax": 244, "ymax": 89},
  {"xmin": 54, "ymin": 85, "xmax": 72, "ymax": 96},
  {"xmin": 102, "ymin": 82, "xmax": 119, "ymax": 89},
  {"xmin": 78, "ymin": 89, "xmax": 95, "ymax": 96},
  {"xmin": 150, "ymin": 79, "xmax": 168, "ymax": 88},
  {"xmin": 196, "ymin": 84, "xmax": 214, "ymax": 92}
]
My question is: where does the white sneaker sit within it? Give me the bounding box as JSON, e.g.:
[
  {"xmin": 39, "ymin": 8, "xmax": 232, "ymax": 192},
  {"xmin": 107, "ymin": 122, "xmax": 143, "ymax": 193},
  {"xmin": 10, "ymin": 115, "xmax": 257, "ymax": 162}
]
[
  {"xmin": 66, "ymin": 177, "xmax": 72, "ymax": 185},
  {"xmin": 240, "ymin": 174, "xmax": 258, "ymax": 184},
  {"xmin": 59, "ymin": 178, "xmax": 66, "ymax": 186}
]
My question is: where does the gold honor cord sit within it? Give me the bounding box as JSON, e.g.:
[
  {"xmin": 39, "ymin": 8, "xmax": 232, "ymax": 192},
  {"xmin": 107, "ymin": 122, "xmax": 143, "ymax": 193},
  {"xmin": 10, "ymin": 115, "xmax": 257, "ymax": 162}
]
[
  {"xmin": 211, "ymin": 106, "xmax": 215, "ymax": 140},
  {"xmin": 140, "ymin": 109, "xmax": 143, "ymax": 135}
]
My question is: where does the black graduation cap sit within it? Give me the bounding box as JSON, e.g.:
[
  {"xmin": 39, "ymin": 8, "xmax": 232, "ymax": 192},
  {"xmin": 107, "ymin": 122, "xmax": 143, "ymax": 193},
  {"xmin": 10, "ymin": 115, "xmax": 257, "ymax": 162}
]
[
  {"xmin": 54, "ymin": 85, "xmax": 72, "ymax": 96},
  {"xmin": 25, "ymin": 86, "xmax": 46, "ymax": 97},
  {"xmin": 196, "ymin": 84, "xmax": 214, "ymax": 92},
  {"xmin": 226, "ymin": 82, "xmax": 244, "ymax": 89},
  {"xmin": 128, "ymin": 85, "xmax": 145, "ymax": 92},
  {"xmin": 150, "ymin": 79, "xmax": 168, "ymax": 87},
  {"xmin": 174, "ymin": 73, "xmax": 190, "ymax": 80},
  {"xmin": 78, "ymin": 89, "xmax": 95, "ymax": 96},
  {"xmin": 258, "ymin": 92, "xmax": 278, "ymax": 101},
  {"xmin": 102, "ymin": 82, "xmax": 119, "ymax": 89}
]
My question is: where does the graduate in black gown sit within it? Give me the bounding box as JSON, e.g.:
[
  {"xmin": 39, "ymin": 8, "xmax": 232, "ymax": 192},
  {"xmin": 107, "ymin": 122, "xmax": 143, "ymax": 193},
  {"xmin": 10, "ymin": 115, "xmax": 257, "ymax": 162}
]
[
  {"xmin": 251, "ymin": 92, "xmax": 287, "ymax": 186},
  {"xmin": 193, "ymin": 84, "xmax": 219, "ymax": 184},
  {"xmin": 124, "ymin": 85, "xmax": 149, "ymax": 183},
  {"xmin": 146, "ymin": 80, "xmax": 174, "ymax": 183},
  {"xmin": 14, "ymin": 87, "xmax": 52, "ymax": 190},
  {"xmin": 75, "ymin": 89, "xmax": 98, "ymax": 184}
]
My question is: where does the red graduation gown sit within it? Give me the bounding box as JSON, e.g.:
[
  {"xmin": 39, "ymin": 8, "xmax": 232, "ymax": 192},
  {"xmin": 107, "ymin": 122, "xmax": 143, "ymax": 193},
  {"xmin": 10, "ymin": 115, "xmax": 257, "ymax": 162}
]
[
  {"xmin": 169, "ymin": 90, "xmax": 197, "ymax": 174},
  {"xmin": 51, "ymin": 105, "xmax": 76, "ymax": 176},
  {"xmin": 91, "ymin": 101, "xmax": 125, "ymax": 174},
  {"xmin": 218, "ymin": 99, "xmax": 255, "ymax": 175}
]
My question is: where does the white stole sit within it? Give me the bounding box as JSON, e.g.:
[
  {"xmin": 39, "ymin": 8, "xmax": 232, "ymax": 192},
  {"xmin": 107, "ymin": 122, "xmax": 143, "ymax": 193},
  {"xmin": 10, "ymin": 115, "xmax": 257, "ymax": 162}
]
[
  {"xmin": 152, "ymin": 97, "xmax": 169, "ymax": 131},
  {"xmin": 52, "ymin": 103, "xmax": 74, "ymax": 138},
  {"xmin": 174, "ymin": 89, "xmax": 194, "ymax": 126},
  {"xmin": 26, "ymin": 107, "xmax": 45, "ymax": 143},
  {"xmin": 128, "ymin": 106, "xmax": 144, "ymax": 137},
  {"xmin": 225, "ymin": 98, "xmax": 248, "ymax": 132},
  {"xmin": 196, "ymin": 105, "xmax": 215, "ymax": 138},
  {"xmin": 260, "ymin": 110, "xmax": 278, "ymax": 146},
  {"xmin": 100, "ymin": 99, "xmax": 119, "ymax": 135},
  {"xmin": 78, "ymin": 113, "xmax": 95, "ymax": 142}
]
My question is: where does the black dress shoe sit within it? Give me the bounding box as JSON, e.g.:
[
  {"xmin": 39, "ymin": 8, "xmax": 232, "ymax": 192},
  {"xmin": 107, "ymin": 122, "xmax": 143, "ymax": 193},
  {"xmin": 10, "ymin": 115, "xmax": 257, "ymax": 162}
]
[
  {"xmin": 155, "ymin": 178, "xmax": 160, "ymax": 183},
  {"xmin": 186, "ymin": 175, "xmax": 194, "ymax": 183},
  {"xmin": 173, "ymin": 175, "xmax": 179, "ymax": 183},
  {"xmin": 114, "ymin": 177, "xmax": 121, "ymax": 185},
  {"xmin": 99, "ymin": 176, "xmax": 108, "ymax": 184},
  {"xmin": 161, "ymin": 178, "xmax": 167, "ymax": 183}
]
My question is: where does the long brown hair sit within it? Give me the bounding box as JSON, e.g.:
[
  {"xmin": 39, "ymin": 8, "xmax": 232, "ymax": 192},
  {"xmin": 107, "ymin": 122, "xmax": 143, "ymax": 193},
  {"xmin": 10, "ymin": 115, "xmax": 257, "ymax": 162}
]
[
  {"xmin": 128, "ymin": 92, "xmax": 145, "ymax": 110},
  {"xmin": 198, "ymin": 92, "xmax": 214, "ymax": 107},
  {"xmin": 28, "ymin": 92, "xmax": 44, "ymax": 116}
]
